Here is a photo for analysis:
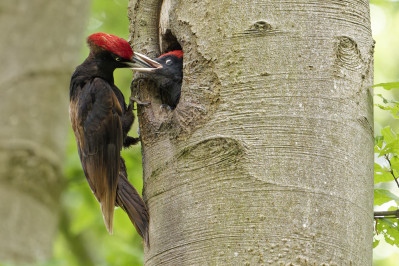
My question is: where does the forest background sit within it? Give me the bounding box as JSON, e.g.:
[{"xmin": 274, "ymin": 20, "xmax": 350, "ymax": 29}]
[{"xmin": 5, "ymin": 0, "xmax": 398, "ymax": 265}]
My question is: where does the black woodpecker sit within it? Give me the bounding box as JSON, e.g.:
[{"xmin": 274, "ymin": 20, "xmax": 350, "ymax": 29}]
[
  {"xmin": 133, "ymin": 50, "xmax": 183, "ymax": 109},
  {"xmin": 69, "ymin": 32, "xmax": 161, "ymax": 243}
]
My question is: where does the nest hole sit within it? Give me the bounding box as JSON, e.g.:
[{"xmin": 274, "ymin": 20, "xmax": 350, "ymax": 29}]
[{"xmin": 160, "ymin": 30, "xmax": 182, "ymax": 54}]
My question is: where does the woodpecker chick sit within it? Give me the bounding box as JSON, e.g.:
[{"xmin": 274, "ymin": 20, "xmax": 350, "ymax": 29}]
[
  {"xmin": 133, "ymin": 50, "xmax": 183, "ymax": 109},
  {"xmin": 69, "ymin": 33, "xmax": 160, "ymax": 242}
]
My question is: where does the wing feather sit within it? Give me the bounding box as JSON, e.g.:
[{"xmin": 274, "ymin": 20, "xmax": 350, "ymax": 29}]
[{"xmin": 70, "ymin": 77, "xmax": 122, "ymax": 234}]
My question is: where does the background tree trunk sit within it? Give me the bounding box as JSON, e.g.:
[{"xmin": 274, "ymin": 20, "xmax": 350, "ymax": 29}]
[
  {"xmin": 0, "ymin": 0, "xmax": 90, "ymax": 263},
  {"xmin": 129, "ymin": 0, "xmax": 374, "ymax": 264}
]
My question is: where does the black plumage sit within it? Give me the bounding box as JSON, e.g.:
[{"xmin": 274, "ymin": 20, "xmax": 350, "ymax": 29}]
[{"xmin": 69, "ymin": 33, "xmax": 160, "ymax": 243}]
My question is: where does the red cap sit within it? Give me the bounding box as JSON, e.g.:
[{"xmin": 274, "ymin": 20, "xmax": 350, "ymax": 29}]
[
  {"xmin": 159, "ymin": 50, "xmax": 183, "ymax": 58},
  {"xmin": 88, "ymin": 33, "xmax": 133, "ymax": 60}
]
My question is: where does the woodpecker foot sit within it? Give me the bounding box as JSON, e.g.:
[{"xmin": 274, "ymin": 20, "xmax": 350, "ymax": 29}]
[
  {"xmin": 129, "ymin": 96, "xmax": 151, "ymax": 106},
  {"xmin": 126, "ymin": 103, "xmax": 134, "ymax": 112},
  {"xmin": 123, "ymin": 136, "xmax": 140, "ymax": 148}
]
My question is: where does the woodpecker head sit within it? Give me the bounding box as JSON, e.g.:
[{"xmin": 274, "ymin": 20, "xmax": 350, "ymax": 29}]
[
  {"xmin": 87, "ymin": 33, "xmax": 162, "ymax": 70},
  {"xmin": 133, "ymin": 50, "xmax": 183, "ymax": 108},
  {"xmin": 133, "ymin": 50, "xmax": 183, "ymax": 82}
]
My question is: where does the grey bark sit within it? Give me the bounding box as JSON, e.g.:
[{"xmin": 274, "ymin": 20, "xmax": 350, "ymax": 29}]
[
  {"xmin": 0, "ymin": 0, "xmax": 90, "ymax": 263},
  {"xmin": 129, "ymin": 0, "xmax": 374, "ymax": 264}
]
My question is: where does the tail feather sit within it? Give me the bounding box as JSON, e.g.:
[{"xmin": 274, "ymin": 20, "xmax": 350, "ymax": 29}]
[
  {"xmin": 116, "ymin": 162, "xmax": 149, "ymax": 245},
  {"xmin": 101, "ymin": 197, "xmax": 114, "ymax": 235}
]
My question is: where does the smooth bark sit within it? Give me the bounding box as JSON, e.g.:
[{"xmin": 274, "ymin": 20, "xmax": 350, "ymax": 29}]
[{"xmin": 129, "ymin": 0, "xmax": 374, "ymax": 264}]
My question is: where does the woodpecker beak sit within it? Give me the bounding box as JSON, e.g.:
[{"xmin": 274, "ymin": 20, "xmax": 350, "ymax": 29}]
[{"xmin": 128, "ymin": 52, "xmax": 162, "ymax": 71}]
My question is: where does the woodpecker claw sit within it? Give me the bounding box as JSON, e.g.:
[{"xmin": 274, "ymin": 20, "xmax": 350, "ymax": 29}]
[{"xmin": 130, "ymin": 96, "xmax": 151, "ymax": 106}]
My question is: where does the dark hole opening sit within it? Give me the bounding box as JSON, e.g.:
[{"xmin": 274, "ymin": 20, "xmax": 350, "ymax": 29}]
[{"xmin": 160, "ymin": 30, "xmax": 182, "ymax": 53}]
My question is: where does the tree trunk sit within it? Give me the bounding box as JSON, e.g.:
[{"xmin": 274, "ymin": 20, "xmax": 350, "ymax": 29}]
[
  {"xmin": 0, "ymin": 0, "xmax": 90, "ymax": 263},
  {"xmin": 129, "ymin": 0, "xmax": 374, "ymax": 264}
]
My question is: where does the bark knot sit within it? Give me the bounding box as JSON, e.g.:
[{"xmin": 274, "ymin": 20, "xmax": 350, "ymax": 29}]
[{"xmin": 335, "ymin": 36, "xmax": 363, "ymax": 71}]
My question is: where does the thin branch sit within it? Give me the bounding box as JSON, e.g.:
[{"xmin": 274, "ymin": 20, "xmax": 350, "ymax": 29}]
[
  {"xmin": 374, "ymin": 209, "xmax": 399, "ymax": 219},
  {"xmin": 384, "ymin": 154, "xmax": 399, "ymax": 188}
]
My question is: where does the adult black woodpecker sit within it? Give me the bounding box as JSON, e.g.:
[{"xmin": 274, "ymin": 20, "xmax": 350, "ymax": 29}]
[
  {"xmin": 133, "ymin": 50, "xmax": 183, "ymax": 109},
  {"xmin": 69, "ymin": 33, "xmax": 161, "ymax": 242}
]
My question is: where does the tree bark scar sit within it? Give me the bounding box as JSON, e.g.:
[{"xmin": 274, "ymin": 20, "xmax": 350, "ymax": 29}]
[
  {"xmin": 335, "ymin": 36, "xmax": 364, "ymax": 72},
  {"xmin": 356, "ymin": 116, "xmax": 373, "ymax": 136},
  {"xmin": 178, "ymin": 137, "xmax": 246, "ymax": 163},
  {"xmin": 333, "ymin": 36, "xmax": 370, "ymax": 97},
  {"xmin": 233, "ymin": 21, "xmax": 280, "ymax": 38}
]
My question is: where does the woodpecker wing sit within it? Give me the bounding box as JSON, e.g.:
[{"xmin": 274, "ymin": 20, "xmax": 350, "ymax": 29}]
[{"xmin": 70, "ymin": 77, "xmax": 122, "ymax": 234}]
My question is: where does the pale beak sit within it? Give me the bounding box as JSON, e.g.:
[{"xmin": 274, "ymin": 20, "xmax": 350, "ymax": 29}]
[{"xmin": 127, "ymin": 52, "xmax": 162, "ymax": 71}]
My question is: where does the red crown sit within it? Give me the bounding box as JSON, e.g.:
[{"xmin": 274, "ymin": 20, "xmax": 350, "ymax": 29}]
[
  {"xmin": 159, "ymin": 50, "xmax": 183, "ymax": 58},
  {"xmin": 88, "ymin": 33, "xmax": 133, "ymax": 60}
]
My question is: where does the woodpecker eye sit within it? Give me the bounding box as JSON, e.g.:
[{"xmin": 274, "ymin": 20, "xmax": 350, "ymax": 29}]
[
  {"xmin": 165, "ymin": 59, "xmax": 173, "ymax": 65},
  {"xmin": 115, "ymin": 57, "xmax": 122, "ymax": 62}
]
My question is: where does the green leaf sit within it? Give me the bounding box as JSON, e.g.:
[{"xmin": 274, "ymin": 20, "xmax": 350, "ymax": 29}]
[
  {"xmin": 374, "ymin": 93, "xmax": 399, "ymax": 118},
  {"xmin": 374, "ymin": 189, "xmax": 399, "ymax": 206},
  {"xmin": 375, "ymin": 103, "xmax": 390, "ymax": 110},
  {"xmin": 379, "ymin": 218, "xmax": 399, "ymax": 247},
  {"xmin": 375, "ymin": 94, "xmax": 389, "ymax": 104},
  {"xmin": 374, "ymin": 163, "xmax": 394, "ymax": 184},
  {"xmin": 373, "ymin": 238, "xmax": 380, "ymax": 248},
  {"xmin": 373, "ymin": 82, "xmax": 399, "ymax": 90},
  {"xmin": 381, "ymin": 126, "xmax": 396, "ymax": 144},
  {"xmin": 375, "ymin": 135, "xmax": 383, "ymax": 144},
  {"xmin": 381, "ymin": 142, "xmax": 399, "ymax": 156},
  {"xmin": 388, "ymin": 105, "xmax": 399, "ymax": 119},
  {"xmin": 377, "ymin": 127, "xmax": 399, "ymax": 155},
  {"xmin": 374, "ymin": 138, "xmax": 384, "ymax": 155},
  {"xmin": 390, "ymin": 156, "xmax": 399, "ymax": 171}
]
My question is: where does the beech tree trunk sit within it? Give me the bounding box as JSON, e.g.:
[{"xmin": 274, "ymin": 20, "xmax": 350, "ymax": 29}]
[
  {"xmin": 129, "ymin": 0, "xmax": 374, "ymax": 264},
  {"xmin": 0, "ymin": 0, "xmax": 90, "ymax": 263}
]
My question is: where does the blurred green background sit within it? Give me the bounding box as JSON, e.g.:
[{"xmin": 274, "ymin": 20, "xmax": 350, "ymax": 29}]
[
  {"xmin": 54, "ymin": 0, "xmax": 145, "ymax": 265},
  {"xmin": 36, "ymin": 0, "xmax": 399, "ymax": 265},
  {"xmin": 373, "ymin": 0, "xmax": 399, "ymax": 264}
]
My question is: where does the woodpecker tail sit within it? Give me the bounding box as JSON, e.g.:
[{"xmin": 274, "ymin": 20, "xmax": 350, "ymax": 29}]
[{"xmin": 116, "ymin": 159, "xmax": 149, "ymax": 245}]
